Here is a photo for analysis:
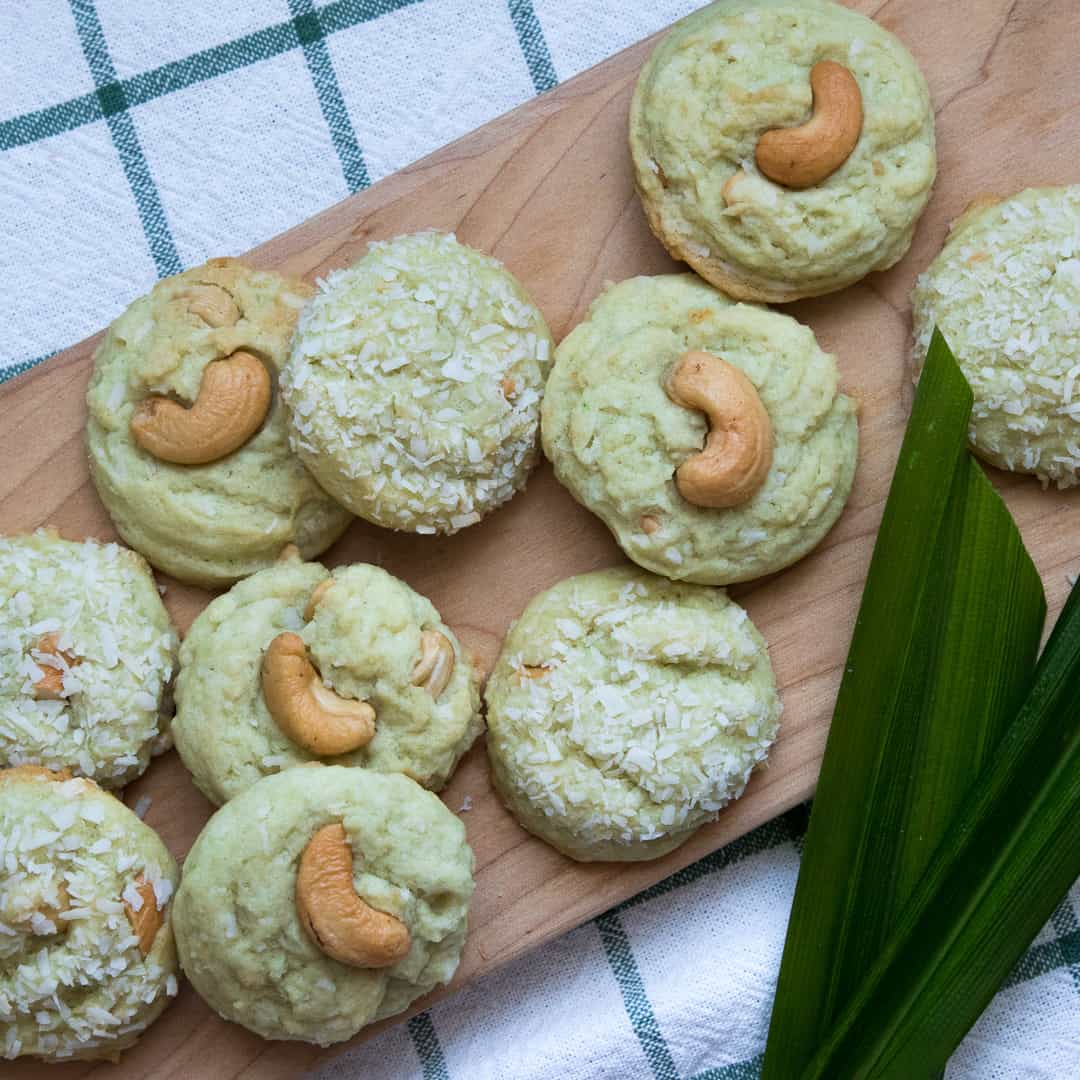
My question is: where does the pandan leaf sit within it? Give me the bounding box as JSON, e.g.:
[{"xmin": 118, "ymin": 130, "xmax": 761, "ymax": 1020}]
[
  {"xmin": 761, "ymin": 331, "xmax": 1046, "ymax": 1079},
  {"xmin": 803, "ymin": 575, "xmax": 1080, "ymax": 1078}
]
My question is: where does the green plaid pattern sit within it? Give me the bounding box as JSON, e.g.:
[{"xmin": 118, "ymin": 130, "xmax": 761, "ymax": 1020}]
[
  {"xmin": 1, "ymin": 0, "xmax": 558, "ymax": 375},
  {"xmin": 390, "ymin": 809, "xmax": 1079, "ymax": 1080}
]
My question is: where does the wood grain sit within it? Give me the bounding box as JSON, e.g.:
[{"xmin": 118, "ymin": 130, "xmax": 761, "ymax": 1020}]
[{"xmin": 4, "ymin": 1, "xmax": 1080, "ymax": 1075}]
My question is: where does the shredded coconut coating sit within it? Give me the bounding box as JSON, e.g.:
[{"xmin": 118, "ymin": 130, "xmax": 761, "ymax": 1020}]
[
  {"xmin": 86, "ymin": 258, "xmax": 352, "ymax": 588},
  {"xmin": 174, "ymin": 557, "xmax": 482, "ymax": 805},
  {"xmin": 0, "ymin": 769, "xmax": 179, "ymax": 1062},
  {"xmin": 485, "ymin": 567, "xmax": 782, "ymax": 862},
  {"xmin": 0, "ymin": 531, "xmax": 177, "ymax": 788},
  {"xmin": 542, "ymin": 275, "xmax": 858, "ymax": 585},
  {"xmin": 629, "ymin": 0, "xmax": 936, "ymax": 301},
  {"xmin": 173, "ymin": 766, "xmax": 474, "ymax": 1045},
  {"xmin": 913, "ymin": 186, "xmax": 1080, "ymax": 488},
  {"xmin": 281, "ymin": 232, "xmax": 553, "ymax": 534}
]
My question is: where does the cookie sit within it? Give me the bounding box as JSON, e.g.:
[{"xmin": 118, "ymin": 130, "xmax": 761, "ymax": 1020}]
[
  {"xmin": 173, "ymin": 550, "xmax": 482, "ymax": 805},
  {"xmin": 86, "ymin": 258, "xmax": 352, "ymax": 588},
  {"xmin": 913, "ymin": 186, "xmax": 1080, "ymax": 487},
  {"xmin": 281, "ymin": 231, "xmax": 553, "ymax": 533},
  {"xmin": 173, "ymin": 766, "xmax": 473, "ymax": 1045},
  {"xmin": 485, "ymin": 567, "xmax": 782, "ymax": 862},
  {"xmin": 630, "ymin": 0, "xmax": 936, "ymax": 302},
  {"xmin": 542, "ymin": 275, "xmax": 857, "ymax": 584},
  {"xmin": 0, "ymin": 530, "xmax": 177, "ymax": 788},
  {"xmin": 0, "ymin": 767, "xmax": 179, "ymax": 1062}
]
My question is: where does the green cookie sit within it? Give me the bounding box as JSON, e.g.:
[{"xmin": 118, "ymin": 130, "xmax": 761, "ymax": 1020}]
[
  {"xmin": 86, "ymin": 258, "xmax": 351, "ymax": 588},
  {"xmin": 282, "ymin": 231, "xmax": 553, "ymax": 534},
  {"xmin": 174, "ymin": 553, "xmax": 482, "ymax": 805},
  {"xmin": 486, "ymin": 567, "xmax": 782, "ymax": 862},
  {"xmin": 0, "ymin": 767, "xmax": 179, "ymax": 1062},
  {"xmin": 0, "ymin": 529, "xmax": 177, "ymax": 787},
  {"xmin": 913, "ymin": 186, "xmax": 1080, "ymax": 488},
  {"xmin": 630, "ymin": 0, "xmax": 936, "ymax": 301},
  {"xmin": 542, "ymin": 274, "xmax": 857, "ymax": 585},
  {"xmin": 173, "ymin": 766, "xmax": 474, "ymax": 1045}
]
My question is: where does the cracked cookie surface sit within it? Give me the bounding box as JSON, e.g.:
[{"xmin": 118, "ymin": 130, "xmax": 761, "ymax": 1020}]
[
  {"xmin": 86, "ymin": 258, "xmax": 351, "ymax": 588},
  {"xmin": 541, "ymin": 274, "xmax": 858, "ymax": 585},
  {"xmin": 485, "ymin": 567, "xmax": 782, "ymax": 862}
]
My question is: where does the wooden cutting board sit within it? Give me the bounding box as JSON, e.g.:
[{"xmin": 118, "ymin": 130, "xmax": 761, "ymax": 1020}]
[{"xmin": 3, "ymin": 1, "xmax": 1079, "ymax": 1075}]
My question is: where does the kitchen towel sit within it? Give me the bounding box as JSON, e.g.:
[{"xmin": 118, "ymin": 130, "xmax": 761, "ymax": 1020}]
[{"xmin": 2, "ymin": 3, "xmax": 1078, "ymax": 1078}]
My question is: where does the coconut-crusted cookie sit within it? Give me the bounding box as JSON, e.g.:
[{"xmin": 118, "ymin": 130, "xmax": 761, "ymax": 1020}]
[
  {"xmin": 86, "ymin": 258, "xmax": 352, "ymax": 588},
  {"xmin": 630, "ymin": 0, "xmax": 936, "ymax": 302},
  {"xmin": 0, "ymin": 767, "xmax": 179, "ymax": 1062},
  {"xmin": 0, "ymin": 530, "xmax": 177, "ymax": 788},
  {"xmin": 281, "ymin": 231, "xmax": 553, "ymax": 534},
  {"xmin": 173, "ymin": 766, "xmax": 473, "ymax": 1045},
  {"xmin": 485, "ymin": 567, "xmax": 782, "ymax": 862},
  {"xmin": 913, "ymin": 187, "xmax": 1080, "ymax": 487},
  {"xmin": 542, "ymin": 275, "xmax": 857, "ymax": 585},
  {"xmin": 173, "ymin": 550, "xmax": 482, "ymax": 806}
]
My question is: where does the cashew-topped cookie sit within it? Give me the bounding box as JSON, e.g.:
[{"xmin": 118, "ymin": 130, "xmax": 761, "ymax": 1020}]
[
  {"xmin": 173, "ymin": 550, "xmax": 482, "ymax": 805},
  {"xmin": 173, "ymin": 766, "xmax": 474, "ymax": 1045},
  {"xmin": 486, "ymin": 568, "xmax": 782, "ymax": 862},
  {"xmin": 630, "ymin": 0, "xmax": 936, "ymax": 302},
  {"xmin": 913, "ymin": 187, "xmax": 1080, "ymax": 488},
  {"xmin": 0, "ymin": 530, "xmax": 177, "ymax": 787},
  {"xmin": 86, "ymin": 258, "xmax": 352, "ymax": 588},
  {"xmin": 0, "ymin": 767, "xmax": 179, "ymax": 1061},
  {"xmin": 281, "ymin": 231, "xmax": 553, "ymax": 533},
  {"xmin": 542, "ymin": 275, "xmax": 858, "ymax": 584}
]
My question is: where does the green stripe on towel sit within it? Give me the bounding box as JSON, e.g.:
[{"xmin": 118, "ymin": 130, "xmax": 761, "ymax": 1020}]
[
  {"xmin": 288, "ymin": 0, "xmax": 371, "ymax": 192},
  {"xmin": 68, "ymin": 0, "xmax": 182, "ymax": 278},
  {"xmin": 508, "ymin": 0, "xmax": 558, "ymax": 94},
  {"xmin": 408, "ymin": 1011, "xmax": 451, "ymax": 1080}
]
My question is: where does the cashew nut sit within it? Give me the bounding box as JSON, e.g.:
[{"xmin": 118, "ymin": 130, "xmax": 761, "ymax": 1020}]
[
  {"xmin": 130, "ymin": 350, "xmax": 271, "ymax": 465},
  {"xmin": 6, "ymin": 880, "xmax": 69, "ymax": 936},
  {"xmin": 123, "ymin": 875, "xmax": 163, "ymax": 956},
  {"xmin": 40, "ymin": 884, "xmax": 70, "ymax": 928},
  {"xmin": 303, "ymin": 578, "xmax": 334, "ymax": 622},
  {"xmin": 185, "ymin": 284, "xmax": 240, "ymax": 327},
  {"xmin": 411, "ymin": 630, "xmax": 455, "ymax": 698},
  {"xmin": 755, "ymin": 60, "xmax": 863, "ymax": 189},
  {"xmin": 296, "ymin": 822, "xmax": 411, "ymax": 968},
  {"xmin": 30, "ymin": 633, "xmax": 80, "ymax": 700},
  {"xmin": 721, "ymin": 170, "xmax": 751, "ymax": 206},
  {"xmin": 664, "ymin": 350, "xmax": 773, "ymax": 509},
  {"xmin": 262, "ymin": 632, "xmax": 375, "ymax": 755}
]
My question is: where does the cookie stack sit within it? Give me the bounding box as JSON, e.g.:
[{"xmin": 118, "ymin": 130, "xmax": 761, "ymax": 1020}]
[{"xmin": 7, "ymin": 0, "xmax": 1076, "ymax": 1063}]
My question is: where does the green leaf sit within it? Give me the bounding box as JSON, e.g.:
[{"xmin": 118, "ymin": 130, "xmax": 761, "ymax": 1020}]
[
  {"xmin": 761, "ymin": 331, "xmax": 1046, "ymax": 1079},
  {"xmin": 803, "ymin": 578, "xmax": 1080, "ymax": 1078}
]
